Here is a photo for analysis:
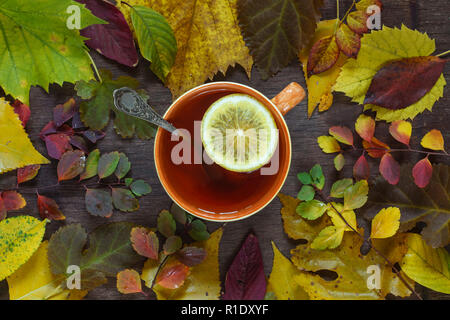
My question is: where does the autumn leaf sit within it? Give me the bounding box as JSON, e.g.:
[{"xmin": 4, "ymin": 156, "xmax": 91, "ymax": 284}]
[
  {"xmin": 45, "ymin": 133, "xmax": 72, "ymax": 160},
  {"xmin": 17, "ymin": 165, "xmax": 41, "ymax": 185},
  {"xmin": 7, "ymin": 241, "xmax": 87, "ymax": 300},
  {"xmin": 0, "ymin": 216, "xmax": 47, "ymax": 281},
  {"xmin": 347, "ymin": 11, "xmax": 369, "ymax": 34},
  {"xmin": 267, "ymin": 242, "xmax": 309, "ymax": 300},
  {"xmin": 335, "ymin": 23, "xmax": 361, "ymax": 58},
  {"xmin": 364, "ymin": 56, "xmax": 446, "ymax": 110},
  {"xmin": 317, "ymin": 136, "xmax": 341, "ymax": 153},
  {"xmin": 143, "ymin": 228, "xmax": 223, "ymax": 300},
  {"xmin": 401, "ymin": 233, "xmax": 450, "ymax": 294},
  {"xmin": 37, "ymin": 195, "xmax": 65, "ymax": 221},
  {"xmin": 307, "ymin": 36, "xmax": 340, "ymax": 77},
  {"xmin": 75, "ymin": 70, "xmax": 156, "ymax": 138},
  {"xmin": 0, "ymin": 0, "xmax": 104, "ymax": 104},
  {"xmin": 310, "ymin": 226, "xmax": 344, "ymax": 250},
  {"xmin": 0, "ymin": 99, "xmax": 49, "ymax": 173},
  {"xmin": 355, "ymin": 114, "xmax": 375, "ymax": 142},
  {"xmin": 130, "ymin": 180, "xmax": 152, "ymax": 197},
  {"xmin": 163, "ymin": 236, "xmax": 182, "ymax": 255},
  {"xmin": 421, "ymin": 129, "xmax": 445, "ymax": 151},
  {"xmin": 330, "ymin": 179, "xmax": 353, "ymax": 198},
  {"xmin": 80, "ymin": 149, "xmax": 100, "ymax": 181},
  {"xmin": 379, "ymin": 153, "xmax": 401, "ymax": 185},
  {"xmin": 112, "ymin": 188, "xmax": 139, "ymax": 212},
  {"xmin": 363, "ymin": 137, "xmax": 390, "ymax": 158},
  {"xmin": 57, "ymin": 150, "xmax": 86, "ymax": 181},
  {"xmin": 131, "ymin": 227, "xmax": 159, "ymax": 260},
  {"xmin": 223, "ymin": 234, "xmax": 266, "ymax": 300},
  {"xmin": 334, "ymin": 154, "xmax": 345, "ymax": 171},
  {"xmin": 353, "ymin": 154, "xmax": 370, "ymax": 181},
  {"xmin": 53, "ymin": 98, "xmax": 77, "ymax": 127},
  {"xmin": 327, "ymin": 203, "xmax": 357, "ymax": 232},
  {"xmin": 121, "ymin": 0, "xmax": 252, "ymax": 98},
  {"xmin": 176, "ymin": 247, "xmax": 207, "ymax": 267},
  {"xmin": 335, "ymin": 25, "xmax": 446, "ymax": 122},
  {"xmin": 115, "ymin": 152, "xmax": 131, "ymax": 180},
  {"xmin": 389, "ymin": 121, "xmax": 412, "ymax": 146},
  {"xmin": 365, "ymin": 164, "xmax": 450, "ymax": 247},
  {"xmin": 238, "ymin": 0, "xmax": 322, "ymax": 79},
  {"xmin": 97, "ymin": 152, "xmax": 120, "ymax": 179},
  {"xmin": 412, "ymin": 157, "xmax": 433, "ymax": 188},
  {"xmin": 343, "ymin": 180, "xmax": 368, "ymax": 210},
  {"xmin": 299, "ymin": 19, "xmax": 348, "ymax": 117},
  {"xmin": 296, "ymin": 200, "xmax": 327, "ymax": 220},
  {"xmin": 129, "ymin": 5, "xmax": 177, "ymax": 81},
  {"xmin": 117, "ymin": 269, "xmax": 143, "ymax": 294},
  {"xmin": 85, "ymin": 189, "xmax": 113, "ymax": 217},
  {"xmin": 329, "ymin": 126, "xmax": 354, "ymax": 146},
  {"xmin": 0, "ymin": 191, "xmax": 26, "ymax": 221},
  {"xmin": 157, "ymin": 210, "xmax": 176, "ymax": 238},
  {"xmin": 78, "ymin": 0, "xmax": 138, "ymax": 67},
  {"xmin": 370, "ymin": 207, "xmax": 401, "ymax": 239}
]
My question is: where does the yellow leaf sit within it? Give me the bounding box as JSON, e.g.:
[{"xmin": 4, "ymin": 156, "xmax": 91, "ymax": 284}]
[
  {"xmin": 334, "ymin": 25, "xmax": 446, "ymax": 122},
  {"xmin": 327, "ymin": 203, "xmax": 357, "ymax": 231},
  {"xmin": 267, "ymin": 242, "xmax": 309, "ymax": 300},
  {"xmin": 401, "ymin": 233, "xmax": 450, "ymax": 294},
  {"xmin": 299, "ymin": 19, "xmax": 348, "ymax": 117},
  {"xmin": 278, "ymin": 193, "xmax": 330, "ymax": 242},
  {"xmin": 142, "ymin": 228, "xmax": 223, "ymax": 299},
  {"xmin": 370, "ymin": 207, "xmax": 401, "ymax": 239},
  {"xmin": 310, "ymin": 226, "xmax": 344, "ymax": 250},
  {"xmin": 119, "ymin": 0, "xmax": 252, "ymax": 98},
  {"xmin": 421, "ymin": 129, "xmax": 445, "ymax": 151},
  {"xmin": 292, "ymin": 232, "xmax": 413, "ymax": 299},
  {"xmin": 7, "ymin": 241, "xmax": 87, "ymax": 300},
  {"xmin": 0, "ymin": 99, "xmax": 49, "ymax": 173},
  {"xmin": 0, "ymin": 216, "xmax": 47, "ymax": 281},
  {"xmin": 317, "ymin": 136, "xmax": 341, "ymax": 153}
]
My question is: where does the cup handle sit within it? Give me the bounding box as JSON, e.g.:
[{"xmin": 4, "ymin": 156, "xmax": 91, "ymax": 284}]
[{"xmin": 270, "ymin": 82, "xmax": 306, "ymax": 116}]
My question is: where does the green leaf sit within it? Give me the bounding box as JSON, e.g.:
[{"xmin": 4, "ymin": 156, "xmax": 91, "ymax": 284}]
[
  {"xmin": 130, "ymin": 5, "xmax": 177, "ymax": 81},
  {"xmin": 401, "ymin": 233, "xmax": 450, "ymax": 294},
  {"xmin": 97, "ymin": 152, "xmax": 120, "ymax": 179},
  {"xmin": 188, "ymin": 220, "xmax": 210, "ymax": 241},
  {"xmin": 114, "ymin": 152, "xmax": 131, "ymax": 180},
  {"xmin": 130, "ymin": 179, "xmax": 152, "ymax": 197},
  {"xmin": 0, "ymin": 216, "xmax": 47, "ymax": 281},
  {"xmin": 344, "ymin": 180, "xmax": 368, "ymax": 210},
  {"xmin": 0, "ymin": 0, "xmax": 105, "ymax": 104},
  {"xmin": 334, "ymin": 154, "xmax": 345, "ymax": 171},
  {"xmin": 297, "ymin": 172, "xmax": 312, "ymax": 185},
  {"xmin": 330, "ymin": 179, "xmax": 353, "ymax": 198},
  {"xmin": 111, "ymin": 188, "xmax": 139, "ymax": 212},
  {"xmin": 310, "ymin": 226, "xmax": 344, "ymax": 250},
  {"xmin": 163, "ymin": 235, "xmax": 183, "ymax": 255},
  {"xmin": 80, "ymin": 149, "xmax": 100, "ymax": 181},
  {"xmin": 297, "ymin": 185, "xmax": 315, "ymax": 201},
  {"xmin": 85, "ymin": 188, "xmax": 113, "ymax": 217},
  {"xmin": 75, "ymin": 70, "xmax": 156, "ymax": 139},
  {"xmin": 296, "ymin": 200, "xmax": 327, "ymax": 220},
  {"xmin": 310, "ymin": 164, "xmax": 325, "ymax": 190},
  {"xmin": 125, "ymin": 178, "xmax": 134, "ymax": 187},
  {"xmin": 170, "ymin": 202, "xmax": 187, "ymax": 225},
  {"xmin": 157, "ymin": 210, "xmax": 176, "ymax": 238}
]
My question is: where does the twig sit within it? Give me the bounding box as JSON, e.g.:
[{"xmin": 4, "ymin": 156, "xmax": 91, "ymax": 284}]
[
  {"xmin": 151, "ymin": 255, "xmax": 169, "ymax": 289},
  {"xmin": 436, "ymin": 50, "xmax": 450, "ymax": 57},
  {"xmin": 350, "ymin": 147, "xmax": 449, "ymax": 157}
]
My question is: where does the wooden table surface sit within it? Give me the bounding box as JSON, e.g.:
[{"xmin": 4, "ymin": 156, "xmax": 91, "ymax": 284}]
[{"xmin": 1, "ymin": 0, "xmax": 449, "ymax": 300}]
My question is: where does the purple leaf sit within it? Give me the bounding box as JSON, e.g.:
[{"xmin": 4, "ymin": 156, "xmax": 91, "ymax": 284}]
[
  {"xmin": 78, "ymin": 0, "xmax": 139, "ymax": 67},
  {"xmin": 72, "ymin": 108, "xmax": 85, "ymax": 129},
  {"xmin": 45, "ymin": 134, "xmax": 72, "ymax": 160},
  {"xmin": 222, "ymin": 233, "xmax": 266, "ymax": 300},
  {"xmin": 83, "ymin": 130, "xmax": 106, "ymax": 143},
  {"xmin": 53, "ymin": 98, "xmax": 76, "ymax": 127},
  {"xmin": 70, "ymin": 135, "xmax": 89, "ymax": 153}
]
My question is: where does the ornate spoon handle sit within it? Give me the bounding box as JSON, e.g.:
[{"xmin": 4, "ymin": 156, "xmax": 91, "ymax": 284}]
[{"xmin": 113, "ymin": 87, "xmax": 177, "ymax": 134}]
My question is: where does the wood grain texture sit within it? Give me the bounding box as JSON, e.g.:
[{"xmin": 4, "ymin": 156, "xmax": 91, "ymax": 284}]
[{"xmin": 0, "ymin": 0, "xmax": 449, "ymax": 300}]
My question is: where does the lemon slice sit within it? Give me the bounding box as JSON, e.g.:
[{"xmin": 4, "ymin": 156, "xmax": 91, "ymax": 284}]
[{"xmin": 201, "ymin": 94, "xmax": 279, "ymax": 172}]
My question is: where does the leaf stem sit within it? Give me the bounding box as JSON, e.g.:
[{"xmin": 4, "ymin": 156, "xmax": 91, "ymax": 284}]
[
  {"xmin": 86, "ymin": 50, "xmax": 102, "ymax": 83},
  {"xmin": 334, "ymin": 0, "xmax": 340, "ymax": 32},
  {"xmin": 315, "ymin": 189, "xmax": 423, "ymax": 300},
  {"xmin": 151, "ymin": 255, "xmax": 169, "ymax": 289},
  {"xmin": 436, "ymin": 50, "xmax": 450, "ymax": 57},
  {"xmin": 339, "ymin": 0, "xmax": 356, "ymax": 25}
]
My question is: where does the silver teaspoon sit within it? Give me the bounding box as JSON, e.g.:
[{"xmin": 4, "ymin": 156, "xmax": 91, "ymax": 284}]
[{"xmin": 113, "ymin": 87, "xmax": 178, "ymax": 134}]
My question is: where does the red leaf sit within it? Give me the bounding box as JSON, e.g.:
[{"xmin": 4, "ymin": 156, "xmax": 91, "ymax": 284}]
[
  {"xmin": 1, "ymin": 191, "xmax": 26, "ymax": 211},
  {"xmin": 40, "ymin": 122, "xmax": 74, "ymax": 140},
  {"xmin": 53, "ymin": 98, "xmax": 76, "ymax": 127},
  {"xmin": 156, "ymin": 261, "xmax": 189, "ymax": 289},
  {"xmin": 353, "ymin": 155, "xmax": 370, "ymax": 180},
  {"xmin": 329, "ymin": 126, "xmax": 354, "ymax": 146},
  {"xmin": 130, "ymin": 227, "xmax": 159, "ymax": 260},
  {"xmin": 45, "ymin": 133, "xmax": 72, "ymax": 160},
  {"xmin": 12, "ymin": 100, "xmax": 31, "ymax": 127},
  {"xmin": 364, "ymin": 56, "xmax": 446, "ymax": 110},
  {"xmin": 222, "ymin": 233, "xmax": 266, "ymax": 300},
  {"xmin": 0, "ymin": 198, "xmax": 6, "ymax": 221},
  {"xmin": 37, "ymin": 195, "xmax": 65, "ymax": 220},
  {"xmin": 57, "ymin": 150, "xmax": 86, "ymax": 182},
  {"xmin": 363, "ymin": 137, "xmax": 390, "ymax": 158},
  {"xmin": 176, "ymin": 247, "xmax": 207, "ymax": 267},
  {"xmin": 17, "ymin": 165, "xmax": 40, "ymax": 184},
  {"xmin": 412, "ymin": 158, "xmax": 433, "ymax": 188},
  {"xmin": 307, "ymin": 36, "xmax": 340, "ymax": 76},
  {"xmin": 335, "ymin": 24, "xmax": 361, "ymax": 58},
  {"xmin": 379, "ymin": 153, "xmax": 400, "ymax": 185},
  {"xmin": 78, "ymin": 0, "xmax": 138, "ymax": 67}
]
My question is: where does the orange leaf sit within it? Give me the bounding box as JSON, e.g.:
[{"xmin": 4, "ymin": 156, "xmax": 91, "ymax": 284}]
[
  {"xmin": 355, "ymin": 114, "xmax": 375, "ymax": 141},
  {"xmin": 389, "ymin": 120, "xmax": 412, "ymax": 146},
  {"xmin": 379, "ymin": 153, "xmax": 400, "ymax": 185},
  {"xmin": 17, "ymin": 164, "xmax": 40, "ymax": 185},
  {"xmin": 117, "ymin": 269, "xmax": 142, "ymax": 294},
  {"xmin": 130, "ymin": 227, "xmax": 159, "ymax": 260},
  {"xmin": 363, "ymin": 137, "xmax": 390, "ymax": 158},
  {"xmin": 329, "ymin": 126, "xmax": 354, "ymax": 145},
  {"xmin": 421, "ymin": 129, "xmax": 445, "ymax": 151},
  {"xmin": 156, "ymin": 261, "xmax": 190, "ymax": 289},
  {"xmin": 37, "ymin": 195, "xmax": 65, "ymax": 221},
  {"xmin": 353, "ymin": 155, "xmax": 370, "ymax": 180},
  {"xmin": 307, "ymin": 36, "xmax": 340, "ymax": 76},
  {"xmin": 335, "ymin": 24, "xmax": 361, "ymax": 58},
  {"xmin": 412, "ymin": 158, "xmax": 433, "ymax": 188},
  {"xmin": 347, "ymin": 11, "xmax": 369, "ymax": 34}
]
